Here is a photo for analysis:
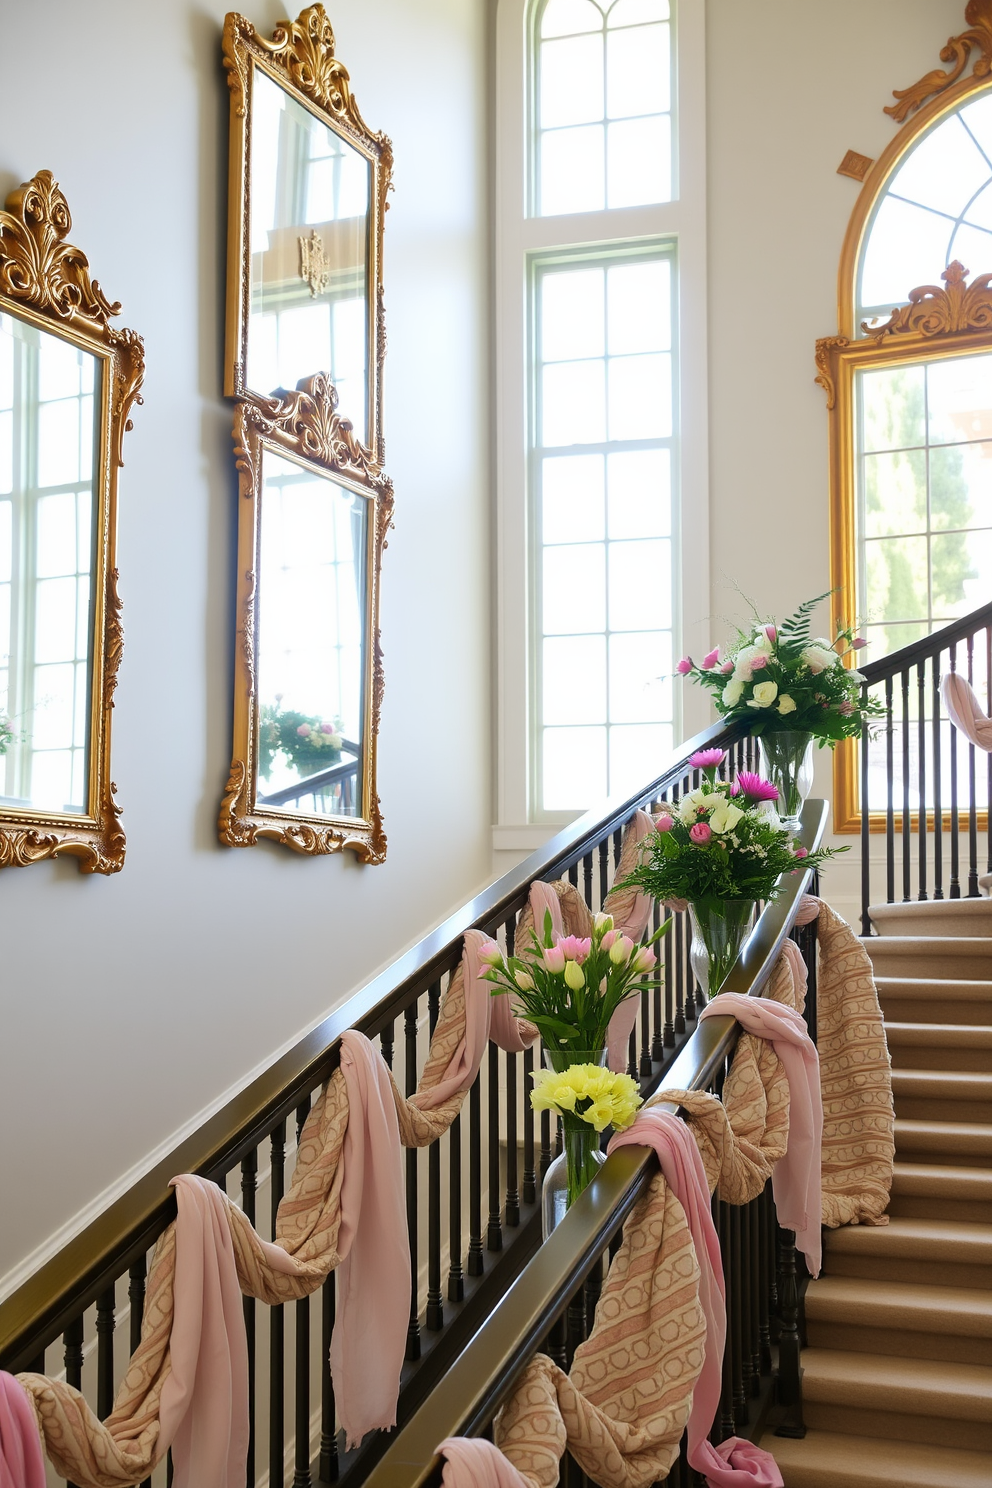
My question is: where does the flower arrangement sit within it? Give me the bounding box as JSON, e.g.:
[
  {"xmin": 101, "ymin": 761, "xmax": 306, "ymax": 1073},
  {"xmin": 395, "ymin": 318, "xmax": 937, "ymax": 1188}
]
[
  {"xmin": 477, "ymin": 909, "xmax": 669, "ymax": 1065},
  {"xmin": 0, "ymin": 715, "xmax": 12, "ymax": 757},
  {"xmin": 531, "ymin": 1065, "xmax": 642, "ymax": 1133},
  {"xmin": 675, "ymin": 593, "xmax": 884, "ymax": 743},
  {"xmin": 615, "ymin": 749, "xmax": 845, "ymax": 907},
  {"xmin": 258, "ymin": 701, "xmax": 345, "ymax": 781}
]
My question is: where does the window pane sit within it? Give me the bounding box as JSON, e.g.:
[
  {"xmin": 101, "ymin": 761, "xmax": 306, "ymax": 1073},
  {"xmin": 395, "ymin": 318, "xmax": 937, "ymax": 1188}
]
[
  {"xmin": 607, "ymin": 260, "xmax": 669, "ymax": 354},
  {"xmin": 543, "ymin": 543, "xmax": 605, "ymax": 633},
  {"xmin": 608, "ymin": 538, "xmax": 669, "ymax": 629},
  {"xmin": 541, "ymin": 35, "xmax": 604, "ymax": 127},
  {"xmin": 930, "ymin": 441, "xmax": 992, "ymax": 530},
  {"xmin": 860, "ymin": 197, "xmax": 954, "ymax": 316},
  {"xmin": 959, "ymin": 91, "xmax": 992, "ymax": 163},
  {"xmin": 609, "ymin": 631, "xmax": 671, "ymax": 722},
  {"xmin": 37, "ymin": 493, "xmax": 78, "ymax": 578},
  {"xmin": 29, "ymin": 748, "xmax": 73, "ymax": 812},
  {"xmin": 542, "ymin": 268, "xmax": 605, "ymax": 362},
  {"xmin": 543, "ymin": 725, "xmax": 607, "ymax": 808},
  {"xmin": 861, "ymin": 365, "xmax": 925, "ymax": 453},
  {"xmin": 544, "ymin": 635, "xmax": 606, "ymax": 723},
  {"xmin": 608, "ymin": 352, "xmax": 670, "ymax": 440},
  {"xmin": 606, "ymin": 114, "xmax": 671, "ymax": 207},
  {"xmin": 960, "ymin": 178, "xmax": 992, "ymax": 232},
  {"xmin": 932, "ymin": 527, "xmax": 992, "ymax": 616},
  {"xmin": 543, "ymin": 454, "xmax": 605, "ymax": 544},
  {"xmin": 887, "ymin": 115, "xmax": 989, "ymax": 219},
  {"xmin": 863, "ymin": 449, "xmax": 926, "ymax": 538},
  {"xmin": 863, "ymin": 621, "xmax": 929, "ymax": 661},
  {"xmin": 608, "ymin": 0, "xmax": 670, "ymax": 26},
  {"xmin": 38, "ymin": 336, "xmax": 82, "ymax": 403},
  {"xmin": 947, "ymin": 220, "xmax": 992, "ymax": 274},
  {"xmin": 608, "ymin": 448, "xmax": 670, "ymax": 537},
  {"xmin": 0, "ymin": 501, "xmax": 10, "ymax": 583},
  {"xmin": 543, "ymin": 360, "xmax": 606, "ymax": 445},
  {"xmin": 927, "ymin": 353, "xmax": 992, "ymax": 445},
  {"xmin": 37, "ymin": 399, "xmax": 81, "ymax": 487},
  {"xmin": 606, "ymin": 22, "xmax": 669, "ymax": 118},
  {"xmin": 31, "ymin": 662, "xmax": 76, "ymax": 747},
  {"xmin": 541, "ymin": 0, "xmax": 603, "ymax": 38},
  {"xmin": 865, "ymin": 536, "xmax": 929, "ymax": 623},
  {"xmin": 0, "ymin": 322, "xmax": 12, "ymax": 409},
  {"xmin": 541, "ymin": 125, "xmax": 605, "ymax": 215},
  {"xmin": 609, "ymin": 722, "xmax": 671, "ymax": 797},
  {"xmin": 35, "ymin": 577, "xmax": 78, "ymax": 663},
  {"xmin": 0, "ymin": 410, "xmax": 11, "ymax": 494}
]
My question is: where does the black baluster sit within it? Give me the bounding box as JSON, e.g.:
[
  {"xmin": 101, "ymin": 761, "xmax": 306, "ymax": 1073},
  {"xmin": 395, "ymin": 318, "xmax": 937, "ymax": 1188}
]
[
  {"xmin": 758, "ymin": 1192, "xmax": 772, "ymax": 1375},
  {"xmin": 613, "ymin": 825, "xmax": 623, "ymax": 869},
  {"xmin": 380, "ymin": 1017, "xmax": 394, "ymax": 1070},
  {"xmin": 63, "ymin": 1313, "xmax": 83, "ymax": 1389},
  {"xmin": 319, "ymin": 1273, "xmax": 337, "ymax": 1482},
  {"xmin": 639, "ymin": 985, "xmax": 652, "ymax": 1076},
  {"xmin": 568, "ymin": 860, "xmax": 579, "ymax": 888},
  {"xmin": 242, "ymin": 1147, "xmax": 258, "ymax": 1488},
  {"xmin": 295, "ymin": 1102, "xmax": 313, "ymax": 1488},
  {"xmin": 565, "ymin": 1278, "xmax": 586, "ymax": 1371},
  {"xmin": 468, "ymin": 1074, "xmax": 484, "ymax": 1275},
  {"xmin": 885, "ymin": 676, "xmax": 895, "ymax": 905},
  {"xmin": 901, "ymin": 669, "xmax": 911, "ymax": 900},
  {"xmin": 750, "ymin": 1200, "xmax": 761, "ymax": 1395},
  {"xmin": 448, "ymin": 1109, "xmax": 464, "ymax": 1302},
  {"xmin": 627, "ymin": 1027, "xmax": 637, "ymax": 1078},
  {"xmin": 505, "ymin": 1050, "xmax": 520, "ymax": 1227},
  {"xmin": 663, "ymin": 909, "xmax": 675, "ymax": 1047},
  {"xmin": 270, "ymin": 1120, "xmax": 287, "ymax": 1488},
  {"xmin": 583, "ymin": 850, "xmax": 593, "ymax": 910},
  {"xmin": 933, "ymin": 656, "xmax": 944, "ymax": 899},
  {"xmin": 967, "ymin": 636, "xmax": 979, "ymax": 895},
  {"xmin": 487, "ymin": 1043, "xmax": 503, "ymax": 1251},
  {"xmin": 774, "ymin": 1227, "xmax": 805, "ymax": 1438},
  {"xmin": 674, "ymin": 910, "xmax": 685, "ymax": 1035},
  {"xmin": 523, "ymin": 1045, "xmax": 536, "ymax": 1204},
  {"xmin": 427, "ymin": 981, "xmax": 444, "ymax": 1331},
  {"xmin": 950, "ymin": 643, "xmax": 961, "ymax": 897},
  {"xmin": 651, "ymin": 899, "xmax": 664, "ymax": 1062},
  {"xmin": 767, "ymin": 1189, "xmax": 780, "ymax": 1344},
  {"xmin": 128, "ymin": 1255, "xmax": 145, "ymax": 1356},
  {"xmin": 546, "ymin": 1313, "xmax": 568, "ymax": 1371},
  {"xmin": 405, "ymin": 1002, "xmax": 421, "ymax": 1359},
  {"xmin": 96, "ymin": 1283, "xmax": 115, "ymax": 1420},
  {"xmin": 861, "ymin": 708, "xmax": 872, "ymax": 935},
  {"xmin": 598, "ymin": 840, "xmax": 610, "ymax": 908},
  {"xmin": 540, "ymin": 1107, "xmax": 552, "ymax": 1177},
  {"xmin": 918, "ymin": 660, "xmax": 928, "ymax": 900},
  {"xmin": 717, "ymin": 1202, "xmax": 734, "ymax": 1439}
]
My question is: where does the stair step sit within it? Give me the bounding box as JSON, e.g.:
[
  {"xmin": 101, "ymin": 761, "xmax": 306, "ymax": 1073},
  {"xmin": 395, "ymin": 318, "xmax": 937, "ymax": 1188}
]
[
  {"xmin": 863, "ymin": 935, "xmax": 992, "ymax": 981},
  {"xmin": 824, "ymin": 1216, "xmax": 992, "ymax": 1288},
  {"xmin": 760, "ymin": 1429, "xmax": 989, "ymax": 1488},
  {"xmin": 869, "ymin": 897, "xmax": 992, "ymax": 937},
  {"xmin": 805, "ymin": 1275, "xmax": 992, "ymax": 1365},
  {"xmin": 874, "ymin": 976, "xmax": 992, "ymax": 1026},
  {"xmin": 801, "ymin": 1349, "xmax": 992, "ymax": 1451},
  {"xmin": 894, "ymin": 1116, "xmax": 992, "ymax": 1167},
  {"xmin": 884, "ymin": 1021, "xmax": 992, "ymax": 1071},
  {"xmin": 889, "ymin": 1161, "xmax": 992, "ymax": 1222},
  {"xmin": 891, "ymin": 1067, "xmax": 992, "ymax": 1122}
]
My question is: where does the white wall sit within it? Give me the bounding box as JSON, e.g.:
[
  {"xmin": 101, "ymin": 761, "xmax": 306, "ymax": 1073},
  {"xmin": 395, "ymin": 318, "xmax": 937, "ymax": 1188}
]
[{"xmin": 0, "ymin": 0, "xmax": 493, "ymax": 1292}]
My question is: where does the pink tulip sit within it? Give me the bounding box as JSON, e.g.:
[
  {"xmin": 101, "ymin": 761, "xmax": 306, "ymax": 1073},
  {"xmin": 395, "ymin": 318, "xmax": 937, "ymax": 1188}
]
[
  {"xmin": 720, "ymin": 659, "xmax": 735, "ymax": 674},
  {"xmin": 477, "ymin": 940, "xmax": 502, "ymax": 966},
  {"xmin": 764, "ymin": 625, "xmax": 777, "ymax": 643},
  {"xmin": 557, "ymin": 934, "xmax": 592, "ymax": 963},
  {"xmin": 751, "ymin": 654, "xmax": 768, "ymax": 670},
  {"xmin": 655, "ymin": 813, "xmax": 675, "ymax": 833},
  {"xmin": 852, "ymin": 637, "xmax": 868, "ymax": 650},
  {"xmin": 729, "ymin": 781, "xmax": 741, "ymax": 796},
  {"xmin": 609, "ymin": 934, "xmax": 634, "ymax": 966},
  {"xmin": 702, "ymin": 647, "xmax": 720, "ymax": 668},
  {"xmin": 676, "ymin": 656, "xmax": 693, "ymax": 674},
  {"xmin": 600, "ymin": 929, "xmax": 618, "ymax": 951},
  {"xmin": 543, "ymin": 945, "xmax": 566, "ymax": 974},
  {"xmin": 631, "ymin": 945, "xmax": 657, "ymax": 975},
  {"xmin": 689, "ymin": 822, "xmax": 712, "ymax": 844}
]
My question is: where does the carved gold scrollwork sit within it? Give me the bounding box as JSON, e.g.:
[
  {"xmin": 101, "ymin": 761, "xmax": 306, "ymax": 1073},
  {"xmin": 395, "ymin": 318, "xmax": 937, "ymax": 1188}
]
[
  {"xmin": 885, "ymin": 0, "xmax": 992, "ymax": 123},
  {"xmin": 251, "ymin": 373, "xmax": 382, "ymax": 481},
  {"xmin": 861, "ymin": 261, "xmax": 992, "ymax": 339},
  {"xmin": 814, "ymin": 335, "xmax": 850, "ymax": 410},
  {"xmin": 0, "ymin": 170, "xmax": 120, "ymax": 328}
]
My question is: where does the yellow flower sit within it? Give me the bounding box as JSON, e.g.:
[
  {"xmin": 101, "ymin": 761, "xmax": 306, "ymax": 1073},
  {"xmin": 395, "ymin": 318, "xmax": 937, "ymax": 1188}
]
[
  {"xmin": 582, "ymin": 1098, "xmax": 617, "ymax": 1132},
  {"xmin": 529, "ymin": 1065, "xmax": 643, "ymax": 1128}
]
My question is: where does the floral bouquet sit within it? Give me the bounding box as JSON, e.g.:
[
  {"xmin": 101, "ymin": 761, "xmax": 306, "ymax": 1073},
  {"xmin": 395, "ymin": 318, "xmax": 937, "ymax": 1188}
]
[
  {"xmin": 258, "ymin": 701, "xmax": 345, "ymax": 781},
  {"xmin": 675, "ymin": 593, "xmax": 883, "ymax": 744},
  {"xmin": 531, "ymin": 1064, "xmax": 642, "ymax": 1211}
]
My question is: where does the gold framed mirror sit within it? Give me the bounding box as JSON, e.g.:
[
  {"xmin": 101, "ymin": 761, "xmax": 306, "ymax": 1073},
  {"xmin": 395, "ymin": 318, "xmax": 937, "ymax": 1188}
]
[
  {"xmin": 0, "ymin": 171, "xmax": 143, "ymax": 873},
  {"xmin": 223, "ymin": 5, "xmax": 392, "ymax": 462},
  {"xmin": 219, "ymin": 374, "xmax": 391, "ymax": 861}
]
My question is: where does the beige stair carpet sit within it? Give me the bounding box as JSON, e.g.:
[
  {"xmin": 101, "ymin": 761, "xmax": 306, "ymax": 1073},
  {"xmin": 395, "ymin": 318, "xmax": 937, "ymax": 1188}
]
[{"xmin": 759, "ymin": 894, "xmax": 992, "ymax": 1488}]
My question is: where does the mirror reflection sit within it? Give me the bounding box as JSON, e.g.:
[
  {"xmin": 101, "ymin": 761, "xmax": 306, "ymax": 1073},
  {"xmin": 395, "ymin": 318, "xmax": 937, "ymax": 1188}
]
[
  {"xmin": 255, "ymin": 447, "xmax": 367, "ymax": 819},
  {"xmin": 248, "ymin": 67, "xmax": 370, "ymax": 440},
  {"xmin": 0, "ymin": 311, "xmax": 99, "ymax": 817}
]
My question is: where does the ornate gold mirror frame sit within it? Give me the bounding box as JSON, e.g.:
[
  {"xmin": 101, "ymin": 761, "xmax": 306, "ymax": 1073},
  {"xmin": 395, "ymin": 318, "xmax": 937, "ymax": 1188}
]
[
  {"xmin": 819, "ymin": 2, "xmax": 992, "ymax": 831},
  {"xmin": 0, "ymin": 172, "xmax": 143, "ymax": 872},
  {"xmin": 218, "ymin": 374, "xmax": 391, "ymax": 861},
  {"xmin": 223, "ymin": 4, "xmax": 392, "ymax": 465}
]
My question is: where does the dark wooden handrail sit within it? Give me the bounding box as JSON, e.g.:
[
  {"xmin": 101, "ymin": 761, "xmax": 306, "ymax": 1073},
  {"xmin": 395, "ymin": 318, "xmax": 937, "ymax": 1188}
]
[
  {"xmin": 0, "ymin": 717, "xmax": 746, "ymax": 1373},
  {"xmin": 258, "ymin": 750, "xmax": 360, "ymax": 805},
  {"xmin": 361, "ymin": 801, "xmax": 828, "ymax": 1488},
  {"xmin": 858, "ymin": 600, "xmax": 992, "ymax": 684}
]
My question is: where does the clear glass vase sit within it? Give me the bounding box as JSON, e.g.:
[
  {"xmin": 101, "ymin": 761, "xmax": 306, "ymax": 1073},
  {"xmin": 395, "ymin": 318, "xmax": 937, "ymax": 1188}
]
[
  {"xmin": 541, "ymin": 1048, "xmax": 608, "ymax": 1238},
  {"xmin": 758, "ymin": 729, "xmax": 815, "ymax": 831},
  {"xmin": 688, "ymin": 898, "xmax": 756, "ymax": 998}
]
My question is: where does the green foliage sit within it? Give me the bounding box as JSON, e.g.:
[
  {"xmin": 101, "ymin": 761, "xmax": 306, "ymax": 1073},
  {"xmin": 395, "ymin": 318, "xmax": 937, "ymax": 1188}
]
[{"xmin": 258, "ymin": 703, "xmax": 344, "ymax": 781}]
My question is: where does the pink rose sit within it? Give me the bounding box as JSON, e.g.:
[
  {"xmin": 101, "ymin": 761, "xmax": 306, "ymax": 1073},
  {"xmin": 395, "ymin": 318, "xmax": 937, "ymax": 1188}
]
[
  {"xmin": 557, "ymin": 934, "xmax": 592, "ymax": 963},
  {"xmin": 676, "ymin": 656, "xmax": 693, "ymax": 675},
  {"xmin": 543, "ymin": 945, "xmax": 566, "ymax": 974},
  {"xmin": 702, "ymin": 647, "xmax": 720, "ymax": 668},
  {"xmin": 852, "ymin": 637, "xmax": 867, "ymax": 650},
  {"xmin": 764, "ymin": 625, "xmax": 777, "ymax": 643},
  {"xmin": 297, "ymin": 723, "xmax": 311, "ymax": 737},
  {"xmin": 655, "ymin": 813, "xmax": 675, "ymax": 833},
  {"xmin": 720, "ymin": 659, "xmax": 735, "ymax": 674},
  {"xmin": 320, "ymin": 722, "xmax": 335, "ymax": 734},
  {"xmin": 751, "ymin": 654, "xmax": 768, "ymax": 670},
  {"xmin": 689, "ymin": 822, "xmax": 712, "ymax": 844}
]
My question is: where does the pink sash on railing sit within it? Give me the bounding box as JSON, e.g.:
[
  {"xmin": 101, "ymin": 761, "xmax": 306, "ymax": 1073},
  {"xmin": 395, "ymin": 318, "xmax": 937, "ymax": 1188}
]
[{"xmin": 0, "ymin": 1372, "xmax": 45, "ymax": 1488}]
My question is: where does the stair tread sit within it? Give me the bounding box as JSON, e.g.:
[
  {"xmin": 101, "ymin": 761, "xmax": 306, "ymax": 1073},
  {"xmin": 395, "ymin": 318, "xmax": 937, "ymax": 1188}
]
[
  {"xmin": 869, "ymin": 899, "xmax": 992, "ymax": 917},
  {"xmin": 806, "ymin": 1274, "xmax": 992, "ymax": 1334},
  {"xmin": 802, "ymin": 1348, "xmax": 992, "ymax": 1419},
  {"xmin": 825, "ymin": 1216, "xmax": 992, "ymax": 1262},
  {"xmin": 865, "ymin": 935, "xmax": 992, "ymax": 947},
  {"xmin": 891, "ymin": 1068, "xmax": 992, "ymax": 1093},
  {"xmin": 894, "ymin": 1116, "xmax": 992, "ymax": 1150},
  {"xmin": 885, "ymin": 1021, "xmax": 992, "ymax": 1045},
  {"xmin": 762, "ymin": 1429, "xmax": 990, "ymax": 1488},
  {"xmin": 891, "ymin": 1161, "xmax": 992, "ymax": 1196},
  {"xmin": 874, "ymin": 975, "xmax": 992, "ymax": 997}
]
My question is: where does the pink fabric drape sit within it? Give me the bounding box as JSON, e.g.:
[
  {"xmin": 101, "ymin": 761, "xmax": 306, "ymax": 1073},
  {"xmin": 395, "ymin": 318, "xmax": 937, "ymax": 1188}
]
[
  {"xmin": 438, "ymin": 1434, "xmax": 530, "ymax": 1488},
  {"xmin": 606, "ymin": 810, "xmax": 656, "ymax": 1071},
  {"xmin": 0, "ymin": 1373, "xmax": 45, "ymax": 1488},
  {"xmin": 700, "ymin": 993, "xmax": 823, "ymax": 1277},
  {"xmin": 941, "ymin": 671, "xmax": 992, "ymax": 752},
  {"xmin": 610, "ymin": 1112, "xmax": 782, "ymax": 1488},
  {"xmin": 159, "ymin": 1177, "xmax": 249, "ymax": 1488}
]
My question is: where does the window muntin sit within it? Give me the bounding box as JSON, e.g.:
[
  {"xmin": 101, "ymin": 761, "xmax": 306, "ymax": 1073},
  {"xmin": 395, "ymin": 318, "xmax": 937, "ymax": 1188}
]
[
  {"xmin": 533, "ymin": 248, "xmax": 675, "ymax": 811},
  {"xmin": 534, "ymin": 0, "xmax": 673, "ymax": 217},
  {"xmin": 859, "ymin": 91, "xmax": 992, "ymax": 325}
]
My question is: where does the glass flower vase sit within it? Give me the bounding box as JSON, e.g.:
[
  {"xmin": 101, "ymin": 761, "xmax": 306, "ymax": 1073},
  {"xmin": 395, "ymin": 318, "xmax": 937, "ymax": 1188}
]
[
  {"xmin": 758, "ymin": 730, "xmax": 815, "ymax": 831},
  {"xmin": 688, "ymin": 898, "xmax": 756, "ymax": 998},
  {"xmin": 541, "ymin": 1048, "xmax": 608, "ymax": 1239}
]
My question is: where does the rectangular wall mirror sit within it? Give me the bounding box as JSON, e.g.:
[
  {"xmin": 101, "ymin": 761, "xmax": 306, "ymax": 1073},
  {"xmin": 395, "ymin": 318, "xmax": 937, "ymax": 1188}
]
[
  {"xmin": 224, "ymin": 5, "xmax": 391, "ymax": 462},
  {"xmin": 0, "ymin": 172, "xmax": 143, "ymax": 872},
  {"xmin": 219, "ymin": 375, "xmax": 391, "ymax": 860}
]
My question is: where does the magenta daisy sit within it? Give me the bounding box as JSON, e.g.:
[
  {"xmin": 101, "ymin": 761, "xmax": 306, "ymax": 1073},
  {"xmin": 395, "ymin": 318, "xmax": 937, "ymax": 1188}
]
[
  {"xmin": 735, "ymin": 770, "xmax": 779, "ymax": 804},
  {"xmin": 688, "ymin": 748, "xmax": 727, "ymax": 770}
]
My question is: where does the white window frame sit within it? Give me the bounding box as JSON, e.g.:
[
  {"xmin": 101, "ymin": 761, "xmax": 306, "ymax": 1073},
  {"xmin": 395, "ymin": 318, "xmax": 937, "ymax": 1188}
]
[{"xmin": 493, "ymin": 0, "xmax": 710, "ymax": 849}]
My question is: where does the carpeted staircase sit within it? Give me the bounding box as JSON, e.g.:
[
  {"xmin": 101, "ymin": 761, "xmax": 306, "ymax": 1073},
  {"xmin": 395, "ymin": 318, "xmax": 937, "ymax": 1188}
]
[{"xmin": 761, "ymin": 896, "xmax": 992, "ymax": 1488}]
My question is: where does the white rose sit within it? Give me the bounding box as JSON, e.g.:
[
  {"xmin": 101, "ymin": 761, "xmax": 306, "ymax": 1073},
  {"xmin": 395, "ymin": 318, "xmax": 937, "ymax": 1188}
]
[
  {"xmin": 679, "ymin": 788, "xmax": 709, "ymax": 823},
  {"xmin": 709, "ymin": 801, "xmax": 745, "ymax": 834},
  {"xmin": 732, "ymin": 645, "xmax": 760, "ymax": 681},
  {"xmin": 801, "ymin": 644, "xmax": 838, "ymax": 674},
  {"xmin": 777, "ymin": 694, "xmax": 797, "ymax": 715},
  {"xmin": 722, "ymin": 678, "xmax": 745, "ymax": 707},
  {"xmin": 747, "ymin": 680, "xmax": 779, "ymax": 708}
]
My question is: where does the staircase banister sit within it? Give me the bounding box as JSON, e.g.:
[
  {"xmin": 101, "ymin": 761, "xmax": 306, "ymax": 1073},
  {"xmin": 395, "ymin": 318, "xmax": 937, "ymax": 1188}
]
[
  {"xmin": 360, "ymin": 801, "xmax": 828, "ymax": 1488},
  {"xmin": 0, "ymin": 716, "xmax": 744, "ymax": 1371},
  {"xmin": 858, "ymin": 600, "xmax": 992, "ymax": 684}
]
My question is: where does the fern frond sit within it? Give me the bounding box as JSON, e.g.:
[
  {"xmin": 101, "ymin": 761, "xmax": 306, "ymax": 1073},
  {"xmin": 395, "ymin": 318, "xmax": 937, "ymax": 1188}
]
[{"xmin": 777, "ymin": 589, "xmax": 835, "ymax": 646}]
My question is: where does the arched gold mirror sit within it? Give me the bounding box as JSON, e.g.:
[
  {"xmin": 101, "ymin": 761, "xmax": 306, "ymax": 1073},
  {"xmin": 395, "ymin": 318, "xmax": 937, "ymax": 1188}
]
[{"xmin": 0, "ymin": 172, "xmax": 143, "ymax": 872}]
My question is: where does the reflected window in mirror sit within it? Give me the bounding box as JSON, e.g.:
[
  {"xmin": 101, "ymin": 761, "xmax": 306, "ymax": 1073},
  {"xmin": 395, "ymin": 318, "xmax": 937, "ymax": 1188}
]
[{"xmin": 0, "ymin": 312, "xmax": 100, "ymax": 816}]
